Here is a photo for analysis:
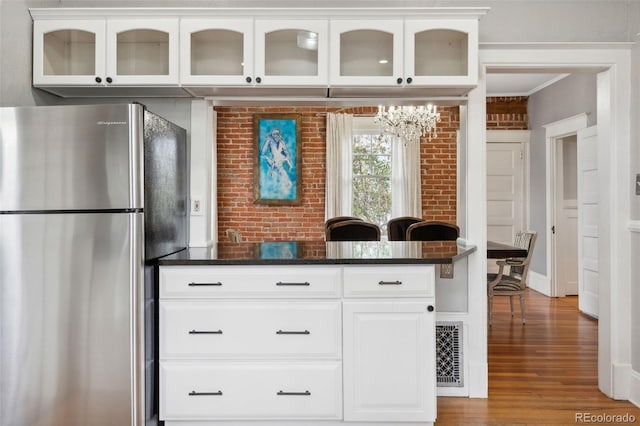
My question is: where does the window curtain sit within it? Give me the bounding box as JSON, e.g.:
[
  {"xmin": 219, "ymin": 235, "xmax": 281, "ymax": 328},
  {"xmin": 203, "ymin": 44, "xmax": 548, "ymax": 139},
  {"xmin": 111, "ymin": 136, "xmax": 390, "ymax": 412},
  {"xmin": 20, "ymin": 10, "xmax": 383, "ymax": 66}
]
[
  {"xmin": 325, "ymin": 113, "xmax": 354, "ymax": 219},
  {"xmin": 391, "ymin": 138, "xmax": 422, "ymax": 218}
]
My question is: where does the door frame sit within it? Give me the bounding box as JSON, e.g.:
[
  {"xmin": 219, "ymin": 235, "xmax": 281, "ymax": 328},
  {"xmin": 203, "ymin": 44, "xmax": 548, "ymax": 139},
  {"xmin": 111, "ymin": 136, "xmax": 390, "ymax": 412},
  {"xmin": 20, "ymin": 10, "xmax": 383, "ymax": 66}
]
[
  {"xmin": 480, "ymin": 45, "xmax": 632, "ymax": 400},
  {"xmin": 543, "ymin": 114, "xmax": 588, "ymax": 298}
]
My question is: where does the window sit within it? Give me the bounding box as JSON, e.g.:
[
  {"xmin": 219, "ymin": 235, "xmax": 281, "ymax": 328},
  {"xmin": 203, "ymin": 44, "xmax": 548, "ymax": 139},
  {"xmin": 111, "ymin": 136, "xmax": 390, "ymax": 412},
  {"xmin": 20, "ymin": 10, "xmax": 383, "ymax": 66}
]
[{"xmin": 352, "ymin": 118, "xmax": 392, "ymax": 238}]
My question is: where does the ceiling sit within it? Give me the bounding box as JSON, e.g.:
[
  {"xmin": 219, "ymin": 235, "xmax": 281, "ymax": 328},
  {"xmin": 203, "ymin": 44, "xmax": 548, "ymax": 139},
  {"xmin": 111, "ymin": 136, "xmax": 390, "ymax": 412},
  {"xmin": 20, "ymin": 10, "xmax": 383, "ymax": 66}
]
[{"xmin": 485, "ymin": 73, "xmax": 570, "ymax": 97}]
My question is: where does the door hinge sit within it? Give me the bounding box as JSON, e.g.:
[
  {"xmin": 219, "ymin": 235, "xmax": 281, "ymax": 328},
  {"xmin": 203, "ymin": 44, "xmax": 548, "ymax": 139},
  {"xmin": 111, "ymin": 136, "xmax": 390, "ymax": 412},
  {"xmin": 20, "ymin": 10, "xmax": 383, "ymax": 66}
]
[
  {"xmin": 520, "ymin": 150, "xmax": 524, "ymax": 160},
  {"xmin": 551, "ymin": 225, "xmax": 556, "ymax": 234}
]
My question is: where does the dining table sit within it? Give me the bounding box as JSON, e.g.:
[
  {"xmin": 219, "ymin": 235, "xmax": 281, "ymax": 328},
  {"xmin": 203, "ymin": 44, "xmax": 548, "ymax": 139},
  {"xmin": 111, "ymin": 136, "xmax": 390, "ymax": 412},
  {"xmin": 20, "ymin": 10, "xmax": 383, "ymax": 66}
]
[{"xmin": 487, "ymin": 240, "xmax": 528, "ymax": 259}]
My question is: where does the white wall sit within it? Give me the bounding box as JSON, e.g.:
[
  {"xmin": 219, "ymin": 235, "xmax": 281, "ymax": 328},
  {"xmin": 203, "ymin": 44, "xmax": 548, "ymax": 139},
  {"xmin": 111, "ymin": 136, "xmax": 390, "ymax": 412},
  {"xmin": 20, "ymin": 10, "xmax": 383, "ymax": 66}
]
[{"xmin": 526, "ymin": 73, "xmax": 597, "ymax": 275}]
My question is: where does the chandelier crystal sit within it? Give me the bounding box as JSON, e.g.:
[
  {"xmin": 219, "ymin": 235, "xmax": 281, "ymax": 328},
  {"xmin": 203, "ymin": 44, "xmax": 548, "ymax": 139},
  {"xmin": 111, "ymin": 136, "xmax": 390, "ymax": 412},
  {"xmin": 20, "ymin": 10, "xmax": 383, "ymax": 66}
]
[{"xmin": 374, "ymin": 105, "xmax": 441, "ymax": 144}]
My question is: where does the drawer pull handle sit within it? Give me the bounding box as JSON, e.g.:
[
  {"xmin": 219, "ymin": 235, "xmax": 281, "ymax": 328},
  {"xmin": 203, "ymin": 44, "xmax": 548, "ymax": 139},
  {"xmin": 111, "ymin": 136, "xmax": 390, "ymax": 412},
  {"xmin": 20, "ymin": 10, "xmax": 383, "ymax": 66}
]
[
  {"xmin": 276, "ymin": 329, "xmax": 310, "ymax": 335},
  {"xmin": 276, "ymin": 281, "xmax": 310, "ymax": 286},
  {"xmin": 378, "ymin": 280, "xmax": 402, "ymax": 285},
  {"xmin": 189, "ymin": 329, "xmax": 223, "ymax": 334},
  {"xmin": 189, "ymin": 390, "xmax": 222, "ymax": 396},
  {"xmin": 188, "ymin": 282, "xmax": 222, "ymax": 286},
  {"xmin": 277, "ymin": 390, "xmax": 311, "ymax": 396}
]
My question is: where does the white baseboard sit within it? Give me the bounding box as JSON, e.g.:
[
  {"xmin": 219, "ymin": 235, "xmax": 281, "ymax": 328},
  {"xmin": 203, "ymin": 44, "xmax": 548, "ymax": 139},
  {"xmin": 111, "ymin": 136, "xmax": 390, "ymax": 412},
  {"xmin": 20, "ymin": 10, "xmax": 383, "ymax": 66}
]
[
  {"xmin": 629, "ymin": 369, "xmax": 640, "ymax": 408},
  {"xmin": 528, "ymin": 270, "xmax": 551, "ymax": 296}
]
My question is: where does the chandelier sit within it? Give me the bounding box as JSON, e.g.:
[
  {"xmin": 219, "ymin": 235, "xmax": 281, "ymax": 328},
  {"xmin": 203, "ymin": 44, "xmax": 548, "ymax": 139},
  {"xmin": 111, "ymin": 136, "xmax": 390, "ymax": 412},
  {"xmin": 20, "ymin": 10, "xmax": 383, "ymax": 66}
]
[{"xmin": 374, "ymin": 105, "xmax": 441, "ymax": 144}]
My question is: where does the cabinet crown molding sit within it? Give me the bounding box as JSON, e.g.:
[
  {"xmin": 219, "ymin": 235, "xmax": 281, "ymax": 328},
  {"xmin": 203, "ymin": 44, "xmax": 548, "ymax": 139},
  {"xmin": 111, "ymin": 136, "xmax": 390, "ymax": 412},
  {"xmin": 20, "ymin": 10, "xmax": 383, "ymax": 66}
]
[{"xmin": 29, "ymin": 7, "xmax": 489, "ymax": 20}]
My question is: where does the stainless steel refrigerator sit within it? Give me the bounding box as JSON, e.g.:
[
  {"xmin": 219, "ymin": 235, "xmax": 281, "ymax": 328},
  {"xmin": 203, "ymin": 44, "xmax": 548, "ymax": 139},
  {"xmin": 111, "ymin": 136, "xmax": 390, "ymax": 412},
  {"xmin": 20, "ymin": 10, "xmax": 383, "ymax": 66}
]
[{"xmin": 0, "ymin": 103, "xmax": 188, "ymax": 426}]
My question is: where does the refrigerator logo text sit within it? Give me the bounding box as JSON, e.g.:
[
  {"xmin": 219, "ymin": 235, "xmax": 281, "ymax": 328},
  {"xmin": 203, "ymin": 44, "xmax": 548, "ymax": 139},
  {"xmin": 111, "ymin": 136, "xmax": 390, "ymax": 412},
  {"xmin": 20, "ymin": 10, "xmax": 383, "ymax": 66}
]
[{"xmin": 97, "ymin": 121, "xmax": 127, "ymax": 126}]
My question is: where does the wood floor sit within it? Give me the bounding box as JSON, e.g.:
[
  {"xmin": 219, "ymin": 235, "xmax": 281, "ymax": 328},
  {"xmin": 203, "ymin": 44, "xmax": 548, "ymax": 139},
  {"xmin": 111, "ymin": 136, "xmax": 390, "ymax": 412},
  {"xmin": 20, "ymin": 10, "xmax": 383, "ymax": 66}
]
[{"xmin": 437, "ymin": 289, "xmax": 640, "ymax": 425}]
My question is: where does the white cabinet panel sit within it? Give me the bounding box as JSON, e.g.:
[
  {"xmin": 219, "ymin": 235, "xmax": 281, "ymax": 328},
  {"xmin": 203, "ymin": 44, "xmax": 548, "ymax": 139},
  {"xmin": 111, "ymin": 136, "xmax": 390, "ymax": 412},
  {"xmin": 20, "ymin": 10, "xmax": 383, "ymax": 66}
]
[
  {"xmin": 160, "ymin": 265, "xmax": 341, "ymax": 298},
  {"xmin": 343, "ymin": 301, "xmax": 436, "ymax": 422},
  {"xmin": 343, "ymin": 265, "xmax": 434, "ymax": 298},
  {"xmin": 161, "ymin": 361, "xmax": 342, "ymax": 420},
  {"xmin": 160, "ymin": 300, "xmax": 341, "ymax": 359}
]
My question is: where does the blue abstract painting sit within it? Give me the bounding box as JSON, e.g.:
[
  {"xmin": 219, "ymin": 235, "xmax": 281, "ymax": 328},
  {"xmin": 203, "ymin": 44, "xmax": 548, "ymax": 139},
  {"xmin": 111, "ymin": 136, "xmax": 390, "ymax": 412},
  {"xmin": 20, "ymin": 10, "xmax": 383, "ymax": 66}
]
[
  {"xmin": 259, "ymin": 242, "xmax": 298, "ymax": 259},
  {"xmin": 255, "ymin": 116, "xmax": 299, "ymax": 203}
]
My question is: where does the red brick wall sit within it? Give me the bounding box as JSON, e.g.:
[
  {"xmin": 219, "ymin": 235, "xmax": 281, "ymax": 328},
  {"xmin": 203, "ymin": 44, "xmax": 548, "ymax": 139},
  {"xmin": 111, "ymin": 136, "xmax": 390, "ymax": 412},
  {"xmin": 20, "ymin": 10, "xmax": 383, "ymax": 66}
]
[{"xmin": 215, "ymin": 98, "xmax": 528, "ymax": 242}]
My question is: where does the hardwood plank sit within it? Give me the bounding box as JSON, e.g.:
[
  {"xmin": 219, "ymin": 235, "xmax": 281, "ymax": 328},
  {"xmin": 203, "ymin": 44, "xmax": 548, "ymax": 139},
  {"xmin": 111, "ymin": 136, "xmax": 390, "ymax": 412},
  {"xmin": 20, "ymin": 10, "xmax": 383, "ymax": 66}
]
[{"xmin": 437, "ymin": 289, "xmax": 640, "ymax": 424}]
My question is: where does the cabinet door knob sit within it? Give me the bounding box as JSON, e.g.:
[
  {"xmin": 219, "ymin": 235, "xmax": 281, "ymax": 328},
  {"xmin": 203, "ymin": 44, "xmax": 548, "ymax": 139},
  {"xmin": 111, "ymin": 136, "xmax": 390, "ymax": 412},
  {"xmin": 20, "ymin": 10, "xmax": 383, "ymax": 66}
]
[
  {"xmin": 256, "ymin": 76, "xmax": 262, "ymax": 83},
  {"xmin": 95, "ymin": 77, "xmax": 102, "ymax": 83},
  {"xmin": 245, "ymin": 76, "xmax": 252, "ymax": 83},
  {"xmin": 406, "ymin": 77, "xmax": 413, "ymax": 84},
  {"xmin": 427, "ymin": 305, "xmax": 435, "ymax": 312},
  {"xmin": 106, "ymin": 77, "xmax": 113, "ymax": 84},
  {"xmin": 396, "ymin": 77, "xmax": 403, "ymax": 84}
]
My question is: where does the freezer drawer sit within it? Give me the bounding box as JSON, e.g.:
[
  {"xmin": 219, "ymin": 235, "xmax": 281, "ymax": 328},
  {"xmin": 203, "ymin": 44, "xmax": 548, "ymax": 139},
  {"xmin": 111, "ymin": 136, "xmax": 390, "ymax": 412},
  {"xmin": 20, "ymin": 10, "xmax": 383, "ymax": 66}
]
[{"xmin": 0, "ymin": 212, "xmax": 144, "ymax": 426}]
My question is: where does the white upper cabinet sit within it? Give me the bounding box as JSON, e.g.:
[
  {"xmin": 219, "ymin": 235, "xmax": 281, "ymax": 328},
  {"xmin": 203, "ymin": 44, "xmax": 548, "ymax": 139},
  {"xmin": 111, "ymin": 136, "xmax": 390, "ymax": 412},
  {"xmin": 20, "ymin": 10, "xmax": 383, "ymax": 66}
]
[
  {"xmin": 180, "ymin": 19, "xmax": 254, "ymax": 86},
  {"xmin": 255, "ymin": 20, "xmax": 329, "ymax": 86},
  {"xmin": 330, "ymin": 18, "xmax": 478, "ymax": 88},
  {"xmin": 181, "ymin": 19, "xmax": 328, "ymax": 87},
  {"xmin": 33, "ymin": 19, "xmax": 106, "ymax": 86},
  {"xmin": 106, "ymin": 19, "xmax": 179, "ymax": 86},
  {"xmin": 404, "ymin": 19, "xmax": 478, "ymax": 87},
  {"xmin": 31, "ymin": 8, "xmax": 485, "ymax": 96},
  {"xmin": 329, "ymin": 20, "xmax": 404, "ymax": 87},
  {"xmin": 33, "ymin": 17, "xmax": 179, "ymax": 87}
]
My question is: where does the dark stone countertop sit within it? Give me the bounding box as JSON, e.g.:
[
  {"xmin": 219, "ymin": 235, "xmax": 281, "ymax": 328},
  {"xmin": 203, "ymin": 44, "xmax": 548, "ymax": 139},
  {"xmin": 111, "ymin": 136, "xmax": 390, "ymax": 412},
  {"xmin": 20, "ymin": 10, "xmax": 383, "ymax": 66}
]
[{"xmin": 158, "ymin": 240, "xmax": 477, "ymax": 266}]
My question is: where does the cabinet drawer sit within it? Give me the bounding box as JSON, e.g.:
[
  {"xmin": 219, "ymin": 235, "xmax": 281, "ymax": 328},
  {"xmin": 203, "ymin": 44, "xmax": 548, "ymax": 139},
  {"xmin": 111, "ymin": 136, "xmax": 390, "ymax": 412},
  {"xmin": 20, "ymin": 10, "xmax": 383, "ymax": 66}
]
[
  {"xmin": 343, "ymin": 266, "xmax": 434, "ymax": 298},
  {"xmin": 160, "ymin": 361, "xmax": 342, "ymax": 420},
  {"xmin": 160, "ymin": 300, "xmax": 341, "ymax": 359},
  {"xmin": 159, "ymin": 266, "xmax": 341, "ymax": 298}
]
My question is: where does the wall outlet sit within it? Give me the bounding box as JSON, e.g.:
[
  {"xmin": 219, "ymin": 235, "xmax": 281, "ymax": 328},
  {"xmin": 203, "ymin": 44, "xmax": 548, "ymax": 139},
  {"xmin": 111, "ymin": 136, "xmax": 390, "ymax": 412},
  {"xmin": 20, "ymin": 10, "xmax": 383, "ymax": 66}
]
[{"xmin": 191, "ymin": 197, "xmax": 204, "ymax": 216}]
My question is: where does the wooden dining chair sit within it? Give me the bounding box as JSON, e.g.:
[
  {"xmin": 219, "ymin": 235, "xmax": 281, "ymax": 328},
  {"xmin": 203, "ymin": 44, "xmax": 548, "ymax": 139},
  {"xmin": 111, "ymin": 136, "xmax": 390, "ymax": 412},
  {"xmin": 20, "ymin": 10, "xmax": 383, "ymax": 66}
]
[
  {"xmin": 406, "ymin": 221, "xmax": 460, "ymax": 241},
  {"xmin": 387, "ymin": 216, "xmax": 422, "ymax": 241},
  {"xmin": 326, "ymin": 219, "xmax": 381, "ymax": 241},
  {"xmin": 487, "ymin": 231, "xmax": 537, "ymax": 325},
  {"xmin": 324, "ymin": 216, "xmax": 362, "ymax": 240}
]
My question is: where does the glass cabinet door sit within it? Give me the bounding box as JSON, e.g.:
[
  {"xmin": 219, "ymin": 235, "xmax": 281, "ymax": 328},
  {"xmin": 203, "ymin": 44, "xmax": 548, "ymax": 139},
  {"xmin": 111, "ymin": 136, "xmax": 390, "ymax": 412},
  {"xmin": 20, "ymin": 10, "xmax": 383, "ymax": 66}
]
[
  {"xmin": 329, "ymin": 20, "xmax": 403, "ymax": 86},
  {"xmin": 33, "ymin": 20, "xmax": 106, "ymax": 86},
  {"xmin": 180, "ymin": 19, "xmax": 253, "ymax": 86},
  {"xmin": 404, "ymin": 19, "xmax": 478, "ymax": 87},
  {"xmin": 254, "ymin": 20, "xmax": 328, "ymax": 86},
  {"xmin": 106, "ymin": 19, "xmax": 179, "ymax": 85}
]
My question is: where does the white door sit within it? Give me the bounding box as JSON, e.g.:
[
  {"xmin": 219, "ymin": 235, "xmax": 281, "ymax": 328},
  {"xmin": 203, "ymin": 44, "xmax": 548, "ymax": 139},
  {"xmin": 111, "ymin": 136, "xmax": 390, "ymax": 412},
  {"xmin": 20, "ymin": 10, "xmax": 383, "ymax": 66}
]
[
  {"xmin": 577, "ymin": 126, "xmax": 599, "ymax": 317},
  {"xmin": 342, "ymin": 301, "xmax": 435, "ymax": 422},
  {"xmin": 554, "ymin": 136, "xmax": 579, "ymax": 296},
  {"xmin": 487, "ymin": 142, "xmax": 524, "ymax": 245}
]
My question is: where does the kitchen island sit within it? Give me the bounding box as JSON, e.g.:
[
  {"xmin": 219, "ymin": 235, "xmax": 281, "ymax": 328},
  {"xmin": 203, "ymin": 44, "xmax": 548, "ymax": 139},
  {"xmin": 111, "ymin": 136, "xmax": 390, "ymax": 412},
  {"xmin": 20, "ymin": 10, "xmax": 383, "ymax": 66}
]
[{"xmin": 157, "ymin": 241, "xmax": 476, "ymax": 426}]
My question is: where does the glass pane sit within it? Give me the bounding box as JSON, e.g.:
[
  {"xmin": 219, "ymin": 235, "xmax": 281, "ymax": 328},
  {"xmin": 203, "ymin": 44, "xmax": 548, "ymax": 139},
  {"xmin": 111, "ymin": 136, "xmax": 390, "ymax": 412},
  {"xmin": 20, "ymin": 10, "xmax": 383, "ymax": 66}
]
[
  {"xmin": 264, "ymin": 29, "xmax": 318, "ymax": 76},
  {"xmin": 191, "ymin": 29, "xmax": 244, "ymax": 76},
  {"xmin": 340, "ymin": 30, "xmax": 393, "ymax": 77},
  {"xmin": 353, "ymin": 156, "xmax": 372, "ymax": 175},
  {"xmin": 352, "ymin": 176, "xmax": 391, "ymax": 229},
  {"xmin": 372, "ymin": 155, "xmax": 391, "ymax": 175},
  {"xmin": 43, "ymin": 30, "xmax": 95, "ymax": 76},
  {"xmin": 117, "ymin": 29, "xmax": 169, "ymax": 75},
  {"xmin": 414, "ymin": 29, "xmax": 467, "ymax": 77},
  {"xmin": 353, "ymin": 134, "xmax": 372, "ymax": 155}
]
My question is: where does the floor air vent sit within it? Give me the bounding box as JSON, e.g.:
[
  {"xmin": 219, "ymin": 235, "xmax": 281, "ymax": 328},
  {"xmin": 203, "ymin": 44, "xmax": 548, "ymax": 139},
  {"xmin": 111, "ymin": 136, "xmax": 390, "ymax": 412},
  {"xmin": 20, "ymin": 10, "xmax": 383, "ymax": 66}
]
[{"xmin": 436, "ymin": 321, "xmax": 463, "ymax": 387}]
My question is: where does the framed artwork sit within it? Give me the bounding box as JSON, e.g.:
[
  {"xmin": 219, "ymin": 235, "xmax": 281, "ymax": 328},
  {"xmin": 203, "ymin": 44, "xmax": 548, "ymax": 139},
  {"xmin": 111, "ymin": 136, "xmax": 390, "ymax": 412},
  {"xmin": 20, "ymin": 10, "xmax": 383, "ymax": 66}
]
[{"xmin": 253, "ymin": 113, "xmax": 302, "ymax": 205}]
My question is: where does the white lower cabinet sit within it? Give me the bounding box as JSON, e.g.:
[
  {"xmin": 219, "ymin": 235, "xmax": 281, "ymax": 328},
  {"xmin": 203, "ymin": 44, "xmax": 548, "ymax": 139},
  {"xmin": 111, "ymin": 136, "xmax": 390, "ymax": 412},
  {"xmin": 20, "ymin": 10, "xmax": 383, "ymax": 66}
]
[
  {"xmin": 159, "ymin": 264, "xmax": 436, "ymax": 425},
  {"xmin": 342, "ymin": 301, "xmax": 436, "ymax": 422}
]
